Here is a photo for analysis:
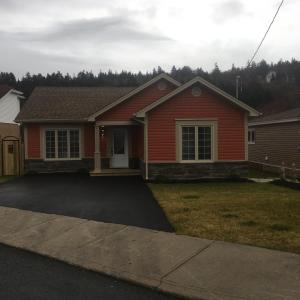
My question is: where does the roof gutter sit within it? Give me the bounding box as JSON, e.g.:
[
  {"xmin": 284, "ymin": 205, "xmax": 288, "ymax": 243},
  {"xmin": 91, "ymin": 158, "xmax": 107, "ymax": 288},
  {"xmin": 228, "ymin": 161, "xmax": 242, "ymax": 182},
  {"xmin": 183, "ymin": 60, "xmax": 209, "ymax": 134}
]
[
  {"xmin": 15, "ymin": 119, "xmax": 92, "ymax": 124},
  {"xmin": 249, "ymin": 117, "xmax": 300, "ymax": 126}
]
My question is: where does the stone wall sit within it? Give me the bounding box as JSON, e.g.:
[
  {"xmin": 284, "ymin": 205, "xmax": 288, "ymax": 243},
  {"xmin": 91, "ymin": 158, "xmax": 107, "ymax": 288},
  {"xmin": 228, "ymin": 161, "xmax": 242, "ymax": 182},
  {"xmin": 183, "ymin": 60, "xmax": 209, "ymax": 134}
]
[
  {"xmin": 24, "ymin": 159, "xmax": 94, "ymax": 174},
  {"xmin": 25, "ymin": 157, "xmax": 140, "ymax": 174},
  {"xmin": 141, "ymin": 161, "xmax": 248, "ymax": 181}
]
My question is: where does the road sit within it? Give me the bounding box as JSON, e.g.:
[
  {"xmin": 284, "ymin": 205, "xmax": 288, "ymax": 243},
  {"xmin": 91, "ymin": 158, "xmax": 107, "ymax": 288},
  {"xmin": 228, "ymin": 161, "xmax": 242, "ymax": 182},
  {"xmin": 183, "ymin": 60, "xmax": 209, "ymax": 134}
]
[{"xmin": 0, "ymin": 243, "xmax": 177, "ymax": 300}]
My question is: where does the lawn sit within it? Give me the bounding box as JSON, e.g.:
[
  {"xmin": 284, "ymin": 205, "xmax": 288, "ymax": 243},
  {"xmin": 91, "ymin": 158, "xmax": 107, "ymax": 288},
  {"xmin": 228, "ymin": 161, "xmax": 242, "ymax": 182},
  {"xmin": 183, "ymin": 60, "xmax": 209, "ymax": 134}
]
[{"xmin": 149, "ymin": 182, "xmax": 300, "ymax": 254}]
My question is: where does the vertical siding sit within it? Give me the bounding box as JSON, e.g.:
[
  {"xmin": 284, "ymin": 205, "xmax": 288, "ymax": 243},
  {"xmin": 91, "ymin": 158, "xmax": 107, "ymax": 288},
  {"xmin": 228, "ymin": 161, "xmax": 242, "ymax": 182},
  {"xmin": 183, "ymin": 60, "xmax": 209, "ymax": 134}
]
[
  {"xmin": 148, "ymin": 87, "xmax": 246, "ymax": 161},
  {"xmin": 249, "ymin": 122, "xmax": 300, "ymax": 168},
  {"xmin": 97, "ymin": 80, "xmax": 175, "ymax": 122},
  {"xmin": 27, "ymin": 124, "xmax": 41, "ymax": 158}
]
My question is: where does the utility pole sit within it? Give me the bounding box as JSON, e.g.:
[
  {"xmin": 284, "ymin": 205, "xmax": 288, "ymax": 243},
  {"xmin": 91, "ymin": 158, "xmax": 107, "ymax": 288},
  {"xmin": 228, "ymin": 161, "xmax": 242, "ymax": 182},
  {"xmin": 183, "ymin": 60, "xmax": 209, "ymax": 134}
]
[{"xmin": 236, "ymin": 75, "xmax": 240, "ymax": 99}]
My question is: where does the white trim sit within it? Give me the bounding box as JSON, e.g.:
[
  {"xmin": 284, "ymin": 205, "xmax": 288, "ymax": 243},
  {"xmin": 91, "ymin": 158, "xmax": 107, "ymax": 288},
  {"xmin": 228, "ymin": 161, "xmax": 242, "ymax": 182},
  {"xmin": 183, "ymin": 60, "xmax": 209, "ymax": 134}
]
[
  {"xmin": 248, "ymin": 128, "xmax": 255, "ymax": 145},
  {"xmin": 249, "ymin": 118, "xmax": 300, "ymax": 126},
  {"xmin": 144, "ymin": 115, "xmax": 149, "ymax": 180},
  {"xmin": 87, "ymin": 73, "xmax": 181, "ymax": 121},
  {"xmin": 135, "ymin": 76, "xmax": 260, "ymax": 118},
  {"xmin": 42, "ymin": 127, "xmax": 82, "ymax": 161},
  {"xmin": 176, "ymin": 120, "xmax": 218, "ymax": 163}
]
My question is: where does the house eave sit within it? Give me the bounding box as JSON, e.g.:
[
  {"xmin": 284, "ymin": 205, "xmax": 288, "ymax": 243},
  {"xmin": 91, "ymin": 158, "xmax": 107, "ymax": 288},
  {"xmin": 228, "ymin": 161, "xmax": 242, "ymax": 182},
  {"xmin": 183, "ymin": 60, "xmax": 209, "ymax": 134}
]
[
  {"xmin": 249, "ymin": 118, "xmax": 300, "ymax": 126},
  {"xmin": 15, "ymin": 119, "xmax": 91, "ymax": 124}
]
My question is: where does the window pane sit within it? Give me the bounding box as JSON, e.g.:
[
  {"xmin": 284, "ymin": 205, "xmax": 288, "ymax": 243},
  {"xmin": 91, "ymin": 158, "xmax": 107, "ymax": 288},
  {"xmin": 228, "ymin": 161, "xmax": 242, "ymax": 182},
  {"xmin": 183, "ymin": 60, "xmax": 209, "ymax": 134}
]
[
  {"xmin": 70, "ymin": 130, "xmax": 80, "ymax": 158},
  {"xmin": 58, "ymin": 130, "xmax": 68, "ymax": 158},
  {"xmin": 113, "ymin": 130, "xmax": 125, "ymax": 155},
  {"xmin": 45, "ymin": 130, "xmax": 56, "ymax": 159},
  {"xmin": 248, "ymin": 130, "xmax": 255, "ymax": 144},
  {"xmin": 182, "ymin": 127, "xmax": 195, "ymax": 160},
  {"xmin": 198, "ymin": 126, "xmax": 212, "ymax": 160}
]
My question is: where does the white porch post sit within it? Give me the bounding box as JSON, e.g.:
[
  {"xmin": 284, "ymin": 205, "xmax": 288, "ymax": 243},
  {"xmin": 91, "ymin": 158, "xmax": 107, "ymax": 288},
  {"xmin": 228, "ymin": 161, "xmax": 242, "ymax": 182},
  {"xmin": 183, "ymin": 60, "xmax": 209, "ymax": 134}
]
[{"xmin": 93, "ymin": 124, "xmax": 101, "ymax": 172}]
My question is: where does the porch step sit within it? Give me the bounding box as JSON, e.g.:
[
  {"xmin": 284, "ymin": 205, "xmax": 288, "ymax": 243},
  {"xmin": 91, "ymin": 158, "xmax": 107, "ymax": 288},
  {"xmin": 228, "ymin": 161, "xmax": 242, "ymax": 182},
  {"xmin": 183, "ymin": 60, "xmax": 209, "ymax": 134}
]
[{"xmin": 90, "ymin": 169, "xmax": 141, "ymax": 177}]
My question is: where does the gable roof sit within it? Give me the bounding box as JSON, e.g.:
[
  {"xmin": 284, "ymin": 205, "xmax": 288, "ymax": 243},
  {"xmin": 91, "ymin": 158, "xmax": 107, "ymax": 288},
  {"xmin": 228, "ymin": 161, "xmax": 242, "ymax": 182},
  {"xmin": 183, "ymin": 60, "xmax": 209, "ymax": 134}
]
[
  {"xmin": 249, "ymin": 107, "xmax": 300, "ymax": 126},
  {"xmin": 87, "ymin": 73, "xmax": 181, "ymax": 121},
  {"xmin": 15, "ymin": 86, "xmax": 135, "ymax": 123},
  {"xmin": 135, "ymin": 76, "xmax": 260, "ymax": 118}
]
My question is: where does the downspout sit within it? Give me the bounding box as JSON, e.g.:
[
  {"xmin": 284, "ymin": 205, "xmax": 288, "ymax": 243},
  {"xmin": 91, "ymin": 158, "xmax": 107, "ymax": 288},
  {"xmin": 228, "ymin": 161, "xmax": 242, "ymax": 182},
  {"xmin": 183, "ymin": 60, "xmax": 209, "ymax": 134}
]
[{"xmin": 144, "ymin": 114, "xmax": 149, "ymax": 180}]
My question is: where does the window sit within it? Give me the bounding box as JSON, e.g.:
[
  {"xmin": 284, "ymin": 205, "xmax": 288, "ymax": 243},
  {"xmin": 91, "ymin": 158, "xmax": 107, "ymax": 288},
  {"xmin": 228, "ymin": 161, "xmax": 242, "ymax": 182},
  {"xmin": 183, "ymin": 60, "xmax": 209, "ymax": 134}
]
[
  {"xmin": 180, "ymin": 125, "xmax": 213, "ymax": 162},
  {"xmin": 248, "ymin": 129, "xmax": 255, "ymax": 144},
  {"xmin": 45, "ymin": 128, "xmax": 80, "ymax": 160}
]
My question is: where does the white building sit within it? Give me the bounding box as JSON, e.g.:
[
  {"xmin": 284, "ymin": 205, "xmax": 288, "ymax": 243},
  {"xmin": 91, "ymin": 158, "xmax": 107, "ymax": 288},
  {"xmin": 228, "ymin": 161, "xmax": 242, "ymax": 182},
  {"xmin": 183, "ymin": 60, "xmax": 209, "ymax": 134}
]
[{"xmin": 0, "ymin": 85, "xmax": 24, "ymax": 124}]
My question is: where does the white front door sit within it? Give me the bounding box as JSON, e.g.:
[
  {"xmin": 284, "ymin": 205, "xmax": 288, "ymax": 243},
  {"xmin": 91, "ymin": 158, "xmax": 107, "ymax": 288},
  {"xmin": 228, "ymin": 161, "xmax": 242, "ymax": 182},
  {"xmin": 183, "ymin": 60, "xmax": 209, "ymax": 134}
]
[{"xmin": 111, "ymin": 128, "xmax": 129, "ymax": 168}]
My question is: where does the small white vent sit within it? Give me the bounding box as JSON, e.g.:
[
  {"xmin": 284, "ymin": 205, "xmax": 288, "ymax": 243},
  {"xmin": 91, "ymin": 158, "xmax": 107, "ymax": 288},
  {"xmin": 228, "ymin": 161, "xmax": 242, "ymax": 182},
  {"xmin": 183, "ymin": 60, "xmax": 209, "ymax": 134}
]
[
  {"xmin": 157, "ymin": 81, "xmax": 167, "ymax": 91},
  {"xmin": 192, "ymin": 86, "xmax": 202, "ymax": 97}
]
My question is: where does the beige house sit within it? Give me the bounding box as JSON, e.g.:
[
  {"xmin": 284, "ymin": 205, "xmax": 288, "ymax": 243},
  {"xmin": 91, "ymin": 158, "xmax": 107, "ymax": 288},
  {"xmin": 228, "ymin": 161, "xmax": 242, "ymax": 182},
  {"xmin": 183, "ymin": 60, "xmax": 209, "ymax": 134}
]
[{"xmin": 248, "ymin": 108, "xmax": 300, "ymax": 177}]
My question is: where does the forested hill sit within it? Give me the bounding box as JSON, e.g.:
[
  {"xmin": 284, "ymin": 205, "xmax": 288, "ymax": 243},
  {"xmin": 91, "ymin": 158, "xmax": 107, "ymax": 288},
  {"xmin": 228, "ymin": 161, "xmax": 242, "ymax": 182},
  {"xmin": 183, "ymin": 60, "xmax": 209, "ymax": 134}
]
[{"xmin": 1, "ymin": 59, "xmax": 300, "ymax": 115}]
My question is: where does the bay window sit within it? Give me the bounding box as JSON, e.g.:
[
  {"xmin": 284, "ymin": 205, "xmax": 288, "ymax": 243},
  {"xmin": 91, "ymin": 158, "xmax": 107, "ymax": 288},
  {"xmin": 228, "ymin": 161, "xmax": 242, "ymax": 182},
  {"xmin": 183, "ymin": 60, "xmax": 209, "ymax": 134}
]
[{"xmin": 45, "ymin": 128, "xmax": 80, "ymax": 160}]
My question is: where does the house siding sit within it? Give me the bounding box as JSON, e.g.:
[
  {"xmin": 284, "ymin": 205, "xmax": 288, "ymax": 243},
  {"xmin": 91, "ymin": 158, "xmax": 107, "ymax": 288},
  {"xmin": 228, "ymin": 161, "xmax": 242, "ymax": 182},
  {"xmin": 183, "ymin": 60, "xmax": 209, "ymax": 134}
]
[
  {"xmin": 97, "ymin": 80, "xmax": 175, "ymax": 122},
  {"xmin": 147, "ymin": 86, "xmax": 246, "ymax": 162},
  {"xmin": 84, "ymin": 125, "xmax": 95, "ymax": 158},
  {"xmin": 27, "ymin": 124, "xmax": 41, "ymax": 158},
  {"xmin": 131, "ymin": 124, "xmax": 144, "ymax": 160},
  {"xmin": 0, "ymin": 91, "xmax": 20, "ymax": 124},
  {"xmin": 249, "ymin": 122, "xmax": 300, "ymax": 173}
]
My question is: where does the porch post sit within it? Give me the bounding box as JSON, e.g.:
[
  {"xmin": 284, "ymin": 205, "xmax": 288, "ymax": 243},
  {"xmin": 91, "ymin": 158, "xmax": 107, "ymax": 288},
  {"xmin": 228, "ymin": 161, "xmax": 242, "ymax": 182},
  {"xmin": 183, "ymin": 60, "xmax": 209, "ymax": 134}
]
[{"xmin": 94, "ymin": 124, "xmax": 101, "ymax": 172}]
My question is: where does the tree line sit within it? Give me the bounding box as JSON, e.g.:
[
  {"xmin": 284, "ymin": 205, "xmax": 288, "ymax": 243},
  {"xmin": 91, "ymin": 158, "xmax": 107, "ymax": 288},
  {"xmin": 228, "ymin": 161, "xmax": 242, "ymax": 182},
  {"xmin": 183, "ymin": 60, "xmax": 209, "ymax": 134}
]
[{"xmin": 1, "ymin": 59, "xmax": 300, "ymax": 113}]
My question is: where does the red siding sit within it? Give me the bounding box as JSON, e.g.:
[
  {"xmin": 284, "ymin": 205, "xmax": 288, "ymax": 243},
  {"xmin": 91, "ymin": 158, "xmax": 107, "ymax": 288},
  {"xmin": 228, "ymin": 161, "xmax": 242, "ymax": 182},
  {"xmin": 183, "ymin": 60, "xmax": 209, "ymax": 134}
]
[
  {"xmin": 84, "ymin": 125, "xmax": 108, "ymax": 157},
  {"xmin": 84, "ymin": 125, "xmax": 95, "ymax": 158},
  {"xmin": 148, "ymin": 87, "xmax": 246, "ymax": 161},
  {"xmin": 27, "ymin": 124, "xmax": 40, "ymax": 158},
  {"xmin": 97, "ymin": 80, "xmax": 175, "ymax": 122},
  {"xmin": 131, "ymin": 124, "xmax": 144, "ymax": 160}
]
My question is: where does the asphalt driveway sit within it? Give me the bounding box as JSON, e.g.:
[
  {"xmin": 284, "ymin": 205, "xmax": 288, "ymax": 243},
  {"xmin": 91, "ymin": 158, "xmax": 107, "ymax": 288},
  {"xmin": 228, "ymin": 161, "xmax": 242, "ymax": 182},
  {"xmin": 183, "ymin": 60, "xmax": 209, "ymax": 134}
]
[{"xmin": 0, "ymin": 174, "xmax": 173, "ymax": 232}]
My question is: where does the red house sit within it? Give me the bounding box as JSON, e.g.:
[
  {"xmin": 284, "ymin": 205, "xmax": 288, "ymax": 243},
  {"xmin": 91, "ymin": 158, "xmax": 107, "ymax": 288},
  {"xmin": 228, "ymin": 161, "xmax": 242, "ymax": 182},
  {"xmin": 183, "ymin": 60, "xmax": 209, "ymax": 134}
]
[{"xmin": 16, "ymin": 74, "xmax": 259, "ymax": 180}]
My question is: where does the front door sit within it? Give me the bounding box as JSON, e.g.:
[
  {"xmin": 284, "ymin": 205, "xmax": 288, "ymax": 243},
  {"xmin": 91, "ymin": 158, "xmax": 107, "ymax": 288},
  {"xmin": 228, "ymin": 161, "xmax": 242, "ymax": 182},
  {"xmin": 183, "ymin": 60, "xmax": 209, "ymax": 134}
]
[{"xmin": 111, "ymin": 128, "xmax": 129, "ymax": 168}]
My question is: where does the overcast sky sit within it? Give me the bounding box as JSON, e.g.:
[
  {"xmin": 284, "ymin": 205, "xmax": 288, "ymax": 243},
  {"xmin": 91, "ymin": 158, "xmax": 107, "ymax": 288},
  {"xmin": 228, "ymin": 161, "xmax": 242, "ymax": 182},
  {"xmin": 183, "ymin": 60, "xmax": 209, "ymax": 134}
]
[{"xmin": 0, "ymin": 0, "xmax": 298, "ymax": 78}]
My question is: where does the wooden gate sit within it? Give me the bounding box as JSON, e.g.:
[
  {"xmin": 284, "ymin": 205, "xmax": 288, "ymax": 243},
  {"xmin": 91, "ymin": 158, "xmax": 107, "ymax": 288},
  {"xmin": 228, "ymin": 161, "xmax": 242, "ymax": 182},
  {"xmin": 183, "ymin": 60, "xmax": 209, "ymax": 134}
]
[{"xmin": 1, "ymin": 136, "xmax": 20, "ymax": 176}]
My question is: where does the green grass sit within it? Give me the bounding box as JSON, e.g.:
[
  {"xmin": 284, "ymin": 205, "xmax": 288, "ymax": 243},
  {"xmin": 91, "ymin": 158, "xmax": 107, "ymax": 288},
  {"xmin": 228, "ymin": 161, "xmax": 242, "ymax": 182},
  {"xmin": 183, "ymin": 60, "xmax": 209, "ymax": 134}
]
[
  {"xmin": 149, "ymin": 182, "xmax": 300, "ymax": 254},
  {"xmin": 248, "ymin": 168, "xmax": 278, "ymax": 179},
  {"xmin": 0, "ymin": 176, "xmax": 16, "ymax": 183}
]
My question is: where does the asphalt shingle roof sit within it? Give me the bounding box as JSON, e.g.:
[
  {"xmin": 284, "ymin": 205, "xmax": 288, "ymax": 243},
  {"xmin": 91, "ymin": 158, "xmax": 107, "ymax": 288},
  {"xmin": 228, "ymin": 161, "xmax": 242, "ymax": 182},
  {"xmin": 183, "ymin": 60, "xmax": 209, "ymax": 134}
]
[
  {"xmin": 15, "ymin": 86, "xmax": 136, "ymax": 122},
  {"xmin": 0, "ymin": 84, "xmax": 12, "ymax": 98},
  {"xmin": 250, "ymin": 107, "xmax": 300, "ymax": 124}
]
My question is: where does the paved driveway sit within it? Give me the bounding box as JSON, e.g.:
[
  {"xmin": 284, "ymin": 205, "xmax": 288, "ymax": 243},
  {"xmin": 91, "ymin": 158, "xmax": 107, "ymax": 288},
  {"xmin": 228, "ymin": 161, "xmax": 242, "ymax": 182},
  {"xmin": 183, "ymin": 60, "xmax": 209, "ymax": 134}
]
[{"xmin": 0, "ymin": 174, "xmax": 173, "ymax": 232}]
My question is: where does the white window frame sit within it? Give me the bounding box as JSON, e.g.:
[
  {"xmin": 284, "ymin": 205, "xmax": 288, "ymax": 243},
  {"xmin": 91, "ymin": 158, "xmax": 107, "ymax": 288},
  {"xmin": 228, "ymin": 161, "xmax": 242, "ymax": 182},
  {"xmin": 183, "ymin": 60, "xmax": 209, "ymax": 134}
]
[
  {"xmin": 176, "ymin": 120, "xmax": 217, "ymax": 163},
  {"xmin": 248, "ymin": 128, "xmax": 255, "ymax": 145},
  {"xmin": 43, "ymin": 128, "xmax": 82, "ymax": 161}
]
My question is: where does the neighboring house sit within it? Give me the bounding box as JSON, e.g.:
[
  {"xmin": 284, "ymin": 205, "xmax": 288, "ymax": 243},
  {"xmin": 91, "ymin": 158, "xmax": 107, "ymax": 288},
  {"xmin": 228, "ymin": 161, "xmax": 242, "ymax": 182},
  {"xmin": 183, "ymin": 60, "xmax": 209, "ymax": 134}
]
[
  {"xmin": 248, "ymin": 108, "xmax": 300, "ymax": 177},
  {"xmin": 0, "ymin": 84, "xmax": 25, "ymax": 175},
  {"xmin": 16, "ymin": 74, "xmax": 259, "ymax": 180}
]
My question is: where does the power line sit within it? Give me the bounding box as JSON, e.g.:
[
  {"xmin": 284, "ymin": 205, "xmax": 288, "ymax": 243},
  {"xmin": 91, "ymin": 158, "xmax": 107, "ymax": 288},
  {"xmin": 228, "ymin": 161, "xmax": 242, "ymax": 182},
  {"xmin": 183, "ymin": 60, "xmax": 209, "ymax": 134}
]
[{"xmin": 248, "ymin": 0, "xmax": 285, "ymax": 66}]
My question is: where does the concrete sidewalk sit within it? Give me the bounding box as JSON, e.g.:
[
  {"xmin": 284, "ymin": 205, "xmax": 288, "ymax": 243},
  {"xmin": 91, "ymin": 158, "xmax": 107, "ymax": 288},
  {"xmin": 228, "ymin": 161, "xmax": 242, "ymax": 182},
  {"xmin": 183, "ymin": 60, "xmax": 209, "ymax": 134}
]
[{"xmin": 0, "ymin": 206, "xmax": 299, "ymax": 300}]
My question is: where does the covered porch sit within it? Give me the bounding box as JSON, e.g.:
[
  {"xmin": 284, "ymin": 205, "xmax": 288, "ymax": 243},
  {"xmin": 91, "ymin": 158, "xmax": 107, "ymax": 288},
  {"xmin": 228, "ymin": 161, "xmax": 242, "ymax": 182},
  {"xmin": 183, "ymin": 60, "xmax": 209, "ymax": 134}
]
[{"xmin": 90, "ymin": 121, "xmax": 144, "ymax": 176}]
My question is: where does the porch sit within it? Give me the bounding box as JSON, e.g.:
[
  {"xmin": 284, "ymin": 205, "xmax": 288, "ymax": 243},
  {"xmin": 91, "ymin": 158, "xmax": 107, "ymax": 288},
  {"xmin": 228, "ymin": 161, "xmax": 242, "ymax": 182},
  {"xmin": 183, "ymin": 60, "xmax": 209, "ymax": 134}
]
[{"xmin": 90, "ymin": 121, "xmax": 144, "ymax": 176}]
